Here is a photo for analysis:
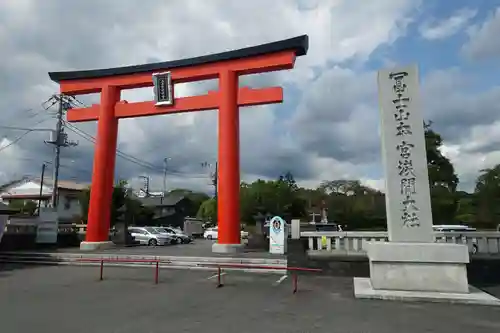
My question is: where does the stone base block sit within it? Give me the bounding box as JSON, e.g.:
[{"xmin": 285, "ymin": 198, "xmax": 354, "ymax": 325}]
[
  {"xmin": 366, "ymin": 242, "xmax": 469, "ymax": 293},
  {"xmin": 80, "ymin": 241, "xmax": 115, "ymax": 251},
  {"xmin": 212, "ymin": 243, "xmax": 245, "ymax": 254},
  {"xmin": 354, "ymin": 278, "xmax": 500, "ymax": 306}
]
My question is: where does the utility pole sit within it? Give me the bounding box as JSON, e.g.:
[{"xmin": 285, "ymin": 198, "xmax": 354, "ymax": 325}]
[
  {"xmin": 202, "ymin": 161, "xmax": 218, "ymax": 198},
  {"xmin": 44, "ymin": 94, "xmax": 78, "ymax": 209},
  {"xmin": 139, "ymin": 175, "xmax": 150, "ymax": 197},
  {"xmin": 37, "ymin": 163, "xmax": 46, "ymax": 215},
  {"xmin": 213, "ymin": 161, "xmax": 218, "ymax": 199},
  {"xmin": 51, "ymin": 96, "xmax": 63, "ymax": 208},
  {"xmin": 163, "ymin": 157, "xmax": 171, "ymax": 196}
]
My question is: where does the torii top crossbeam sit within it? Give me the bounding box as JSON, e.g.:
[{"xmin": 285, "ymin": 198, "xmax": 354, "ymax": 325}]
[{"xmin": 48, "ymin": 35, "xmax": 308, "ymax": 252}]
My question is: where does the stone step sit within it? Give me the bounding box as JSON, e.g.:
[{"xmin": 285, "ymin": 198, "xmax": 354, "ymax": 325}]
[{"xmin": 0, "ymin": 252, "xmax": 287, "ymax": 274}]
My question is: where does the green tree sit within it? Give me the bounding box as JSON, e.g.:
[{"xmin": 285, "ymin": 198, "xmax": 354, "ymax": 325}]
[
  {"xmin": 79, "ymin": 180, "xmax": 139, "ymax": 226},
  {"xmin": 9, "ymin": 200, "xmax": 37, "ymax": 215},
  {"xmin": 197, "ymin": 198, "xmax": 217, "ymax": 222},
  {"xmin": 239, "ymin": 173, "xmax": 307, "ymax": 224},
  {"xmin": 474, "ymin": 165, "xmax": 500, "ymax": 228},
  {"xmin": 169, "ymin": 188, "xmax": 210, "ymax": 217},
  {"xmin": 317, "ymin": 180, "xmax": 386, "ymax": 230},
  {"xmin": 455, "ymin": 191, "xmax": 478, "ymax": 224},
  {"xmin": 425, "ymin": 122, "xmax": 459, "ymax": 224}
]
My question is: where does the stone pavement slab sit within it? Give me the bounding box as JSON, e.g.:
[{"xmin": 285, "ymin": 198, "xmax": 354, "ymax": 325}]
[{"xmin": 1, "ymin": 264, "xmax": 500, "ymax": 333}]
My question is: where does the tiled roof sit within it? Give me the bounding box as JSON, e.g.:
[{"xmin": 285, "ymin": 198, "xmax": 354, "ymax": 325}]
[
  {"xmin": 34, "ymin": 179, "xmax": 89, "ymax": 190},
  {"xmin": 138, "ymin": 193, "xmax": 187, "ymax": 207},
  {"xmin": 0, "ymin": 178, "xmax": 89, "ymax": 191}
]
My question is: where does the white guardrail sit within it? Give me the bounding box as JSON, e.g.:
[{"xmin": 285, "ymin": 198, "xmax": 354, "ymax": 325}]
[{"xmin": 301, "ymin": 231, "xmax": 500, "ymax": 255}]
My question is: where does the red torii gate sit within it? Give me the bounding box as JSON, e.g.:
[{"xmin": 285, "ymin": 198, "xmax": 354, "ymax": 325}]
[{"xmin": 48, "ymin": 35, "xmax": 308, "ymax": 252}]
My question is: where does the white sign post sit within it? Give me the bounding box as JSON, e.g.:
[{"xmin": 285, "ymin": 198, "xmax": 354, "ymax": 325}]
[
  {"xmin": 36, "ymin": 209, "xmax": 58, "ymax": 244},
  {"xmin": 269, "ymin": 216, "xmax": 287, "ymax": 254}
]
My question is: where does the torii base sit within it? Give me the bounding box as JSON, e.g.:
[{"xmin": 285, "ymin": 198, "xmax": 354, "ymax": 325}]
[
  {"xmin": 212, "ymin": 243, "xmax": 245, "ymax": 254},
  {"xmin": 80, "ymin": 241, "xmax": 115, "ymax": 251}
]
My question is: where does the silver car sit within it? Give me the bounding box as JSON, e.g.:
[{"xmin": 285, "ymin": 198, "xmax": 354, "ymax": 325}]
[
  {"xmin": 155, "ymin": 226, "xmax": 192, "ymax": 244},
  {"xmin": 128, "ymin": 227, "xmax": 173, "ymax": 246}
]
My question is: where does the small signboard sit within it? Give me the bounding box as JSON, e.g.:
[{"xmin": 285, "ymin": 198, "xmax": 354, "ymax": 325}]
[
  {"xmin": 152, "ymin": 71, "xmax": 174, "ymax": 106},
  {"xmin": 269, "ymin": 215, "xmax": 287, "ymax": 254},
  {"xmin": 36, "ymin": 211, "xmax": 58, "ymax": 244}
]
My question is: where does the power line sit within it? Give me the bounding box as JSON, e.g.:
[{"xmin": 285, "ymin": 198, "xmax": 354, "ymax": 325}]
[
  {"xmin": 63, "ymin": 121, "xmax": 163, "ymax": 172},
  {"xmin": 63, "ymin": 120, "xmax": 208, "ymax": 179},
  {"xmin": 0, "ymin": 118, "xmax": 51, "ymax": 154},
  {"xmin": 201, "ymin": 161, "xmax": 218, "ymax": 197}
]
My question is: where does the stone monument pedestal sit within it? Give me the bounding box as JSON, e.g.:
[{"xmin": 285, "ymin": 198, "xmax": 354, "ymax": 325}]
[
  {"xmin": 354, "ymin": 242, "xmax": 500, "ymax": 305},
  {"xmin": 366, "ymin": 242, "xmax": 469, "ymax": 292}
]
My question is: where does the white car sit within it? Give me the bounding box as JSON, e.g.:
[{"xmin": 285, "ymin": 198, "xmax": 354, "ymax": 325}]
[
  {"xmin": 203, "ymin": 227, "xmax": 248, "ymax": 240},
  {"xmin": 204, "ymin": 227, "xmax": 218, "ymax": 240}
]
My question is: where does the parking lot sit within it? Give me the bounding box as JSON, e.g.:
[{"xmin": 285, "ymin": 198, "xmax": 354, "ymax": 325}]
[{"xmin": 1, "ymin": 264, "xmax": 500, "ymax": 333}]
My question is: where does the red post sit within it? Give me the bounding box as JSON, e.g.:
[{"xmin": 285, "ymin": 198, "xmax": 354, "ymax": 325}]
[
  {"xmin": 85, "ymin": 86, "xmax": 120, "ymax": 244},
  {"xmin": 217, "ymin": 70, "xmax": 240, "ymax": 246},
  {"xmin": 217, "ymin": 266, "xmax": 223, "ymax": 288},
  {"xmin": 292, "ymin": 274, "xmax": 298, "ymax": 293},
  {"xmin": 100, "ymin": 260, "xmax": 104, "ymax": 281},
  {"xmin": 155, "ymin": 261, "xmax": 159, "ymax": 284}
]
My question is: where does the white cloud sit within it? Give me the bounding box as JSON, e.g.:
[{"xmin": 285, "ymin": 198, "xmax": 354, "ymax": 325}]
[
  {"xmin": 462, "ymin": 7, "xmax": 500, "ymax": 60},
  {"xmin": 419, "ymin": 8, "xmax": 477, "ymax": 40},
  {"xmin": 7, "ymin": 0, "xmax": 500, "ymax": 196}
]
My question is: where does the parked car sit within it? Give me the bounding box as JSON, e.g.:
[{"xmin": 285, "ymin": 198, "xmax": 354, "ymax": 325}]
[
  {"xmin": 203, "ymin": 227, "xmax": 218, "ymax": 240},
  {"xmin": 128, "ymin": 226, "xmax": 174, "ymax": 246},
  {"xmin": 203, "ymin": 227, "xmax": 248, "ymax": 240},
  {"xmin": 154, "ymin": 227, "xmax": 192, "ymax": 244}
]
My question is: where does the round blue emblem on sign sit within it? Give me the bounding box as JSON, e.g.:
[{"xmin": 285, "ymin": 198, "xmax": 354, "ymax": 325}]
[{"xmin": 270, "ymin": 216, "xmax": 283, "ymax": 234}]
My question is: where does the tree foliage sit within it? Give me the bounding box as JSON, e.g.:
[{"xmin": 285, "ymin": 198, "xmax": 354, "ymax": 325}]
[
  {"xmin": 9, "ymin": 199, "xmax": 37, "ymax": 215},
  {"xmin": 424, "ymin": 122, "xmax": 459, "ymax": 224},
  {"xmin": 78, "ymin": 180, "xmax": 153, "ymax": 226}
]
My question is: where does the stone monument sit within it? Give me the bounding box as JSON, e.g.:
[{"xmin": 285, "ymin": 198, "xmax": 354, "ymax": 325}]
[
  {"xmin": 110, "ymin": 204, "xmax": 136, "ymax": 246},
  {"xmin": 353, "ymin": 64, "xmax": 500, "ymax": 305},
  {"xmin": 246, "ymin": 212, "xmax": 268, "ymax": 250}
]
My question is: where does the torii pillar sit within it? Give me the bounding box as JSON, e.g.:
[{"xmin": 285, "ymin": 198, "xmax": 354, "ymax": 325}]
[{"xmin": 48, "ymin": 35, "xmax": 308, "ymax": 253}]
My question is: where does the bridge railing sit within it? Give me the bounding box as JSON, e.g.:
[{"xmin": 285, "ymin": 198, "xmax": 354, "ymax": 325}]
[{"xmin": 300, "ymin": 231, "xmax": 500, "ymax": 255}]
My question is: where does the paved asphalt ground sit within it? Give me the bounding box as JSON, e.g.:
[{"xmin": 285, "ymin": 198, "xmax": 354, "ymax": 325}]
[{"xmin": 1, "ymin": 264, "xmax": 500, "ymax": 333}]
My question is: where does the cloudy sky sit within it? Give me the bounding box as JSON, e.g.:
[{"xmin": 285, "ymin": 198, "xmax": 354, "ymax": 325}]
[{"xmin": 1, "ymin": 0, "xmax": 500, "ymax": 194}]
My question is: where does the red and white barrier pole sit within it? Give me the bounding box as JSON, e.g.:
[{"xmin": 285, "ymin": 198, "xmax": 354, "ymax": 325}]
[
  {"xmin": 155, "ymin": 261, "xmax": 159, "ymax": 284},
  {"xmin": 292, "ymin": 273, "xmax": 298, "ymax": 293},
  {"xmin": 217, "ymin": 266, "xmax": 223, "ymax": 288}
]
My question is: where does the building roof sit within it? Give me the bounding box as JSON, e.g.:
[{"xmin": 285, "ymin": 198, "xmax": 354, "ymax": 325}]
[
  {"xmin": 37, "ymin": 179, "xmax": 89, "ymax": 191},
  {"xmin": 138, "ymin": 193, "xmax": 187, "ymax": 207},
  {"xmin": 1, "ymin": 194, "xmax": 51, "ymax": 200},
  {"xmin": 48, "ymin": 35, "xmax": 308, "ymax": 82},
  {"xmin": 0, "ymin": 178, "xmax": 89, "ymax": 191},
  {"xmin": 0, "ymin": 177, "xmax": 30, "ymax": 192}
]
